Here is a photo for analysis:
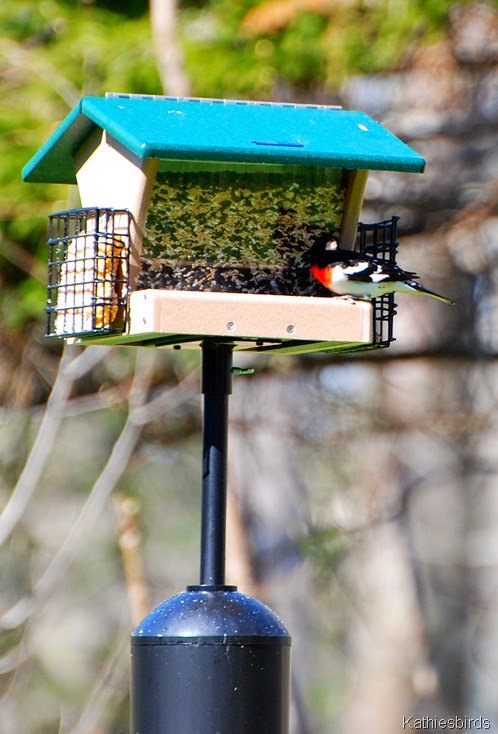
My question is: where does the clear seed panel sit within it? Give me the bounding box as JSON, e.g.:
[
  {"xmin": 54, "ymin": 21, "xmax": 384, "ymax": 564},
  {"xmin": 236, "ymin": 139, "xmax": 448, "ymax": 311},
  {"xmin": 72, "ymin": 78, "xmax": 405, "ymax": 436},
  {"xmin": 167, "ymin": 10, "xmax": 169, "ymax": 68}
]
[{"xmin": 46, "ymin": 208, "xmax": 131, "ymax": 338}]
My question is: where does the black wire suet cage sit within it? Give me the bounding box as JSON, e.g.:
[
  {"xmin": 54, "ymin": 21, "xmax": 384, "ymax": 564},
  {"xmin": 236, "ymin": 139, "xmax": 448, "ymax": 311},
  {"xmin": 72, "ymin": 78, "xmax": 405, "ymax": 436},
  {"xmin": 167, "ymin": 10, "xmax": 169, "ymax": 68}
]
[
  {"xmin": 357, "ymin": 216, "xmax": 399, "ymax": 350},
  {"xmin": 46, "ymin": 208, "xmax": 131, "ymax": 338}
]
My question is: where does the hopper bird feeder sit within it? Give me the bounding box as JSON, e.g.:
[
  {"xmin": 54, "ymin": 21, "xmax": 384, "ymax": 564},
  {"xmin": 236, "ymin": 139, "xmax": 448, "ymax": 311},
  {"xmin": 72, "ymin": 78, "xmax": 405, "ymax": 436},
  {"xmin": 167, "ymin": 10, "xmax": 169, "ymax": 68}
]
[
  {"xmin": 22, "ymin": 94, "xmax": 425, "ymax": 355},
  {"xmin": 23, "ymin": 95, "xmax": 426, "ymax": 734}
]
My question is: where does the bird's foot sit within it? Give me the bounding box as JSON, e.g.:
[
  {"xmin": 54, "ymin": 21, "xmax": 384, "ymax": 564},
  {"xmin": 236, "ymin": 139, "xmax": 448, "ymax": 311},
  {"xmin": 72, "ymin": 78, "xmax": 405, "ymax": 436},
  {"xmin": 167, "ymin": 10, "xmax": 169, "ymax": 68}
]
[{"xmin": 334, "ymin": 295, "xmax": 363, "ymax": 304}]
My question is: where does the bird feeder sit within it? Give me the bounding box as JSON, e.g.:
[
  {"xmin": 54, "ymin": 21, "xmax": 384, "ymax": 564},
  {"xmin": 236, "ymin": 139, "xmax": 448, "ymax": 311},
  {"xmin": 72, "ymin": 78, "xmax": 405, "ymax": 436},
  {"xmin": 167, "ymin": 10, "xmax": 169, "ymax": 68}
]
[
  {"xmin": 22, "ymin": 94, "xmax": 425, "ymax": 355},
  {"xmin": 23, "ymin": 95, "xmax": 427, "ymax": 733}
]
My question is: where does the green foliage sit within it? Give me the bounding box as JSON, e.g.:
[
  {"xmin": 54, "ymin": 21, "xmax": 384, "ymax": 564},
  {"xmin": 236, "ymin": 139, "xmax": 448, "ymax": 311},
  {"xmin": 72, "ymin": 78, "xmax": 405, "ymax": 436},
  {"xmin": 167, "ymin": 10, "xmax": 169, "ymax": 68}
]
[
  {"xmin": 323, "ymin": 0, "xmax": 460, "ymax": 83},
  {"xmin": 180, "ymin": 0, "xmax": 480, "ymax": 98},
  {"xmin": 300, "ymin": 527, "xmax": 350, "ymax": 580},
  {"xmin": 0, "ymin": 278, "xmax": 47, "ymax": 331},
  {"xmin": 0, "ymin": 0, "xmax": 161, "ymax": 329}
]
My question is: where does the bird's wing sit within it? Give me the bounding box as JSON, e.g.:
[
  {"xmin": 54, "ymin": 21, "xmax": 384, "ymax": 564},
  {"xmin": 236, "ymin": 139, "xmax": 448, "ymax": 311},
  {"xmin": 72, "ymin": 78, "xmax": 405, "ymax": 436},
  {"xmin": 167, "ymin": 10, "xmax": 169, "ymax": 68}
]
[{"xmin": 336, "ymin": 254, "xmax": 419, "ymax": 283}]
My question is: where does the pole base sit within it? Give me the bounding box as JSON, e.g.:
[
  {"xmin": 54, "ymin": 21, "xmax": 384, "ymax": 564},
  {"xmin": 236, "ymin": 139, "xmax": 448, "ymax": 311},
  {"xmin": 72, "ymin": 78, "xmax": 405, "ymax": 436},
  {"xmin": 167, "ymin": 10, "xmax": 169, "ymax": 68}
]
[{"xmin": 131, "ymin": 587, "xmax": 291, "ymax": 734}]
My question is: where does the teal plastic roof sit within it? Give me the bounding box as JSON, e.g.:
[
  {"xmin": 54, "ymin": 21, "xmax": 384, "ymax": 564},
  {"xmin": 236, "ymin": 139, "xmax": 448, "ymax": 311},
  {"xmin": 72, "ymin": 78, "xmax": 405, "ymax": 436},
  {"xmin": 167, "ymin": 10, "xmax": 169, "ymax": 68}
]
[{"xmin": 22, "ymin": 94, "xmax": 425, "ymax": 184}]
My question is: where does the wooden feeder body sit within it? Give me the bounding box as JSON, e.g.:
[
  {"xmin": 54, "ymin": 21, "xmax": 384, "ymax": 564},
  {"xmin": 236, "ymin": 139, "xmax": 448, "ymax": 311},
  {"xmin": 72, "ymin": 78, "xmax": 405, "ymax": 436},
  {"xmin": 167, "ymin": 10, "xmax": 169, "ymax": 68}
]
[
  {"xmin": 23, "ymin": 95, "xmax": 425, "ymax": 354},
  {"xmin": 74, "ymin": 129, "xmax": 158, "ymax": 290}
]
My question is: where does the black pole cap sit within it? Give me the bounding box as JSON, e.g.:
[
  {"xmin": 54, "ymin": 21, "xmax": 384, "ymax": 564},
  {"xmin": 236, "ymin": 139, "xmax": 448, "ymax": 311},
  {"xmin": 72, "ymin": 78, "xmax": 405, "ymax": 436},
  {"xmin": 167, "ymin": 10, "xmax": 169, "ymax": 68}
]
[
  {"xmin": 132, "ymin": 587, "xmax": 290, "ymax": 643},
  {"xmin": 131, "ymin": 588, "xmax": 291, "ymax": 734}
]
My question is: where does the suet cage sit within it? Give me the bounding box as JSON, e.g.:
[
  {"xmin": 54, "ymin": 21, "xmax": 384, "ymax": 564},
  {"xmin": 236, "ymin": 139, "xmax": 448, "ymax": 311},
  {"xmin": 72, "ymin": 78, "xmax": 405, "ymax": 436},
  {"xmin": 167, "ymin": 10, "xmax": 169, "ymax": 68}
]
[{"xmin": 46, "ymin": 207, "xmax": 131, "ymax": 338}]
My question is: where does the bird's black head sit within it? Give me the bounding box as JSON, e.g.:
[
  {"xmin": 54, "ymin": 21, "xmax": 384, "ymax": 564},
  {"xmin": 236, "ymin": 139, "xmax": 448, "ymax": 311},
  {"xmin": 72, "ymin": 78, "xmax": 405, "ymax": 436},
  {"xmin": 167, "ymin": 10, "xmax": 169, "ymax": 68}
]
[{"xmin": 306, "ymin": 233, "xmax": 340, "ymax": 266}]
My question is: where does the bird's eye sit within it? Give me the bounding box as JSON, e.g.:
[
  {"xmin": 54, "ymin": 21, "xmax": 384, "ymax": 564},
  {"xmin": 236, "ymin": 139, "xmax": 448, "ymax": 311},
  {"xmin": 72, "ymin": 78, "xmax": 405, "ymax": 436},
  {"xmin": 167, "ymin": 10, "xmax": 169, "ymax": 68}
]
[{"xmin": 325, "ymin": 239, "xmax": 338, "ymax": 251}]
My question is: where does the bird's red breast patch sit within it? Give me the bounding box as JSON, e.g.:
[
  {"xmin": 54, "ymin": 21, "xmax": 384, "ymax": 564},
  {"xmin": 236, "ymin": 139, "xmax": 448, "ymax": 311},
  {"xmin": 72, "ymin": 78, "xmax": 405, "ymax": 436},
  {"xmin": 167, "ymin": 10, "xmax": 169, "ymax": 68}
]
[{"xmin": 310, "ymin": 263, "xmax": 335, "ymax": 291}]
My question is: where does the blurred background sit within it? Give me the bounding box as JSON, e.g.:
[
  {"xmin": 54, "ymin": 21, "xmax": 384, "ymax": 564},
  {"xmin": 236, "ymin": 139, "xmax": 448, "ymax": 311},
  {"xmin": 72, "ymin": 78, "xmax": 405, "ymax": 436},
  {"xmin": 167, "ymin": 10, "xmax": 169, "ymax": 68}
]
[{"xmin": 1, "ymin": 1, "xmax": 498, "ymax": 732}]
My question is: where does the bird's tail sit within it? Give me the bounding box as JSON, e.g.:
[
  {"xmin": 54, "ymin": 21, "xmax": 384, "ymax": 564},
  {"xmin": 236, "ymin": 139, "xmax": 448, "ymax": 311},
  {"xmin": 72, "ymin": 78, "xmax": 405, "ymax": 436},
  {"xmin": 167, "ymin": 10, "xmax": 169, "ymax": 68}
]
[{"xmin": 408, "ymin": 280, "xmax": 454, "ymax": 305}]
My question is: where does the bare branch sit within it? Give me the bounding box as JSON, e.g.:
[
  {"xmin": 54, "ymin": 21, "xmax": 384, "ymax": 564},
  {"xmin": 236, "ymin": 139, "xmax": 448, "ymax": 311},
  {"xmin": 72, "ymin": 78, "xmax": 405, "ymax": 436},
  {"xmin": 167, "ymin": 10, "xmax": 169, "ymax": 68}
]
[
  {"xmin": 113, "ymin": 495, "xmax": 150, "ymax": 626},
  {"xmin": 0, "ymin": 354, "xmax": 198, "ymax": 630},
  {"xmin": 69, "ymin": 633, "xmax": 129, "ymax": 734},
  {"xmin": 0, "ymin": 346, "xmax": 105, "ymax": 548},
  {"xmin": 30, "ymin": 350, "xmax": 155, "ymax": 610},
  {"xmin": 149, "ymin": 0, "xmax": 191, "ymax": 96}
]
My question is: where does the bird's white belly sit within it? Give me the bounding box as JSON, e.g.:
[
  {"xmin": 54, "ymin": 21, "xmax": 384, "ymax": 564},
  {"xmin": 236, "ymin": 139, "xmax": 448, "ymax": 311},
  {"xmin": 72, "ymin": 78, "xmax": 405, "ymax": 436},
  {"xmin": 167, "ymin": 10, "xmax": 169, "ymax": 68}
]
[{"xmin": 330, "ymin": 267, "xmax": 395, "ymax": 298}]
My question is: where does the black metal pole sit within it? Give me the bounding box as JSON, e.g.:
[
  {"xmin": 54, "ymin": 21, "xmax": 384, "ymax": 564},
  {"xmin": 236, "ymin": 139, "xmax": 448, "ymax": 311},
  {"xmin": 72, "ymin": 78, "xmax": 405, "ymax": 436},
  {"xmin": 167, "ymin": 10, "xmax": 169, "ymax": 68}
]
[
  {"xmin": 199, "ymin": 340, "xmax": 233, "ymax": 587},
  {"xmin": 131, "ymin": 337, "xmax": 291, "ymax": 733}
]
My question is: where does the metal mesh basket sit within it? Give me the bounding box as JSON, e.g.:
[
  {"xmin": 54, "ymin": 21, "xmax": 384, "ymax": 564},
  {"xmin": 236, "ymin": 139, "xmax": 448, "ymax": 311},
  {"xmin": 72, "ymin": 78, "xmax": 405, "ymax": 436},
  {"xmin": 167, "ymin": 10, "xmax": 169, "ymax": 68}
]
[
  {"xmin": 357, "ymin": 216, "xmax": 399, "ymax": 350},
  {"xmin": 46, "ymin": 208, "xmax": 131, "ymax": 338}
]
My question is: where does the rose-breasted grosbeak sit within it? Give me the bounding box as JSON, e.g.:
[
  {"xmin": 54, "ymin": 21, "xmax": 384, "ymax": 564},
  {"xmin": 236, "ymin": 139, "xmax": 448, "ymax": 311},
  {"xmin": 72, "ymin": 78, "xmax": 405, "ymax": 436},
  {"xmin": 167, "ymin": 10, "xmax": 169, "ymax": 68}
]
[{"xmin": 309, "ymin": 239, "xmax": 453, "ymax": 304}]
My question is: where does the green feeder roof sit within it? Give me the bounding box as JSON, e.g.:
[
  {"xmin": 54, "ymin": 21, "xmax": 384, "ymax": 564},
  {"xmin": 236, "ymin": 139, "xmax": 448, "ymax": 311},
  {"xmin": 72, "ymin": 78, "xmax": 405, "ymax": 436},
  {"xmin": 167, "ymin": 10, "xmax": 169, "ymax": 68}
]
[{"xmin": 22, "ymin": 94, "xmax": 425, "ymax": 184}]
